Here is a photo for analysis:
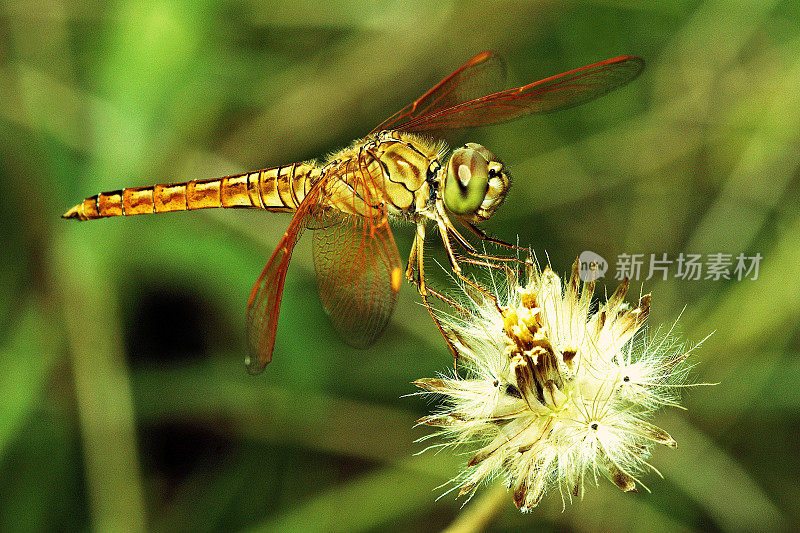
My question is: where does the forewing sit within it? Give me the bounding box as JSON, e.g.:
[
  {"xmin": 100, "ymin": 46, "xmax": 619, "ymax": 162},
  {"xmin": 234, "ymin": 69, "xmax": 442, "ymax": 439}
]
[
  {"xmin": 370, "ymin": 51, "xmax": 506, "ymax": 134},
  {"xmin": 398, "ymin": 56, "xmax": 644, "ymax": 134},
  {"xmin": 245, "ymin": 177, "xmax": 326, "ymax": 374}
]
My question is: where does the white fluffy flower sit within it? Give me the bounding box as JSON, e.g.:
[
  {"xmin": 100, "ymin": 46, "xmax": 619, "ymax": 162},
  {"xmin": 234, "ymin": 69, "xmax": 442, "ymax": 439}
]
[{"xmin": 415, "ymin": 258, "xmax": 700, "ymax": 511}]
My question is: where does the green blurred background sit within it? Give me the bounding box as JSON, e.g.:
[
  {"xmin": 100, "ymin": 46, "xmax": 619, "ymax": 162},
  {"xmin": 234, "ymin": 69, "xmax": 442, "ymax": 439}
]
[{"xmin": 1, "ymin": 0, "xmax": 798, "ymax": 531}]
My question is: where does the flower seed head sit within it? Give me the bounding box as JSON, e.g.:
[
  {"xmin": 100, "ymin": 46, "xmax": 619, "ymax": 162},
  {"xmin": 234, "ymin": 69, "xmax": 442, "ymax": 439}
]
[{"xmin": 416, "ymin": 257, "xmax": 698, "ymax": 511}]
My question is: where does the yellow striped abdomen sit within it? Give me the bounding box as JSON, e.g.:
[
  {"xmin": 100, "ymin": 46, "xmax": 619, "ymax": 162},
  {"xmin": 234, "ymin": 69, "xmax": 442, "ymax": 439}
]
[{"xmin": 62, "ymin": 163, "xmax": 317, "ymax": 221}]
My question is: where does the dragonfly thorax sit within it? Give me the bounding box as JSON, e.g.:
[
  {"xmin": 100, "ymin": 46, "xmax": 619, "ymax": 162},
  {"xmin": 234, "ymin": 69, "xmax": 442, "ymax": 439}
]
[{"xmin": 369, "ymin": 131, "xmax": 444, "ymax": 221}]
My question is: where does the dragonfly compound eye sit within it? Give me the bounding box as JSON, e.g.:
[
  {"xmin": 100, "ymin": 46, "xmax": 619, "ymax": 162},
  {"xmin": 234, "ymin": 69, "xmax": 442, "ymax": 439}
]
[
  {"xmin": 464, "ymin": 142, "xmax": 496, "ymax": 162},
  {"xmin": 443, "ymin": 147, "xmax": 490, "ymax": 216}
]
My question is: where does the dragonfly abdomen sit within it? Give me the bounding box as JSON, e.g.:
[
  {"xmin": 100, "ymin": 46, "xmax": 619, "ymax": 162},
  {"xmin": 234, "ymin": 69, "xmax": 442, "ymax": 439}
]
[{"xmin": 62, "ymin": 163, "xmax": 316, "ymax": 221}]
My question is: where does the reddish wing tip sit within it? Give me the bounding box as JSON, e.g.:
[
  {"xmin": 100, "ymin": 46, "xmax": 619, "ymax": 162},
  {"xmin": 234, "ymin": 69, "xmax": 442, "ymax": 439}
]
[
  {"xmin": 604, "ymin": 55, "xmax": 646, "ymax": 78},
  {"xmin": 470, "ymin": 50, "xmax": 496, "ymax": 64}
]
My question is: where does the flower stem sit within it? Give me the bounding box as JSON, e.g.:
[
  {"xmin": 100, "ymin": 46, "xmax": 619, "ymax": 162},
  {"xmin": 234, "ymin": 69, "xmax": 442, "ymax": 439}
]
[{"xmin": 442, "ymin": 483, "xmax": 509, "ymax": 533}]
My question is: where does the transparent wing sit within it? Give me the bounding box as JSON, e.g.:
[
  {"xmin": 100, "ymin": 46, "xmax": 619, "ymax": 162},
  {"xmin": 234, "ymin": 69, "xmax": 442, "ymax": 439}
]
[
  {"xmin": 396, "ymin": 56, "xmax": 644, "ymax": 135},
  {"xmin": 313, "ymin": 154, "xmax": 402, "ymax": 348},
  {"xmin": 245, "ymin": 176, "xmax": 327, "ymax": 374},
  {"xmin": 313, "ymin": 208, "xmax": 402, "ymax": 348},
  {"xmin": 245, "ymin": 151, "xmax": 403, "ymax": 372},
  {"xmin": 370, "ymin": 50, "xmax": 506, "ymax": 134}
]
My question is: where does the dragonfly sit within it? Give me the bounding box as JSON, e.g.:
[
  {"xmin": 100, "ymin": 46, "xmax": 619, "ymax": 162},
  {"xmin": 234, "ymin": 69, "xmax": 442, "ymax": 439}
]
[{"xmin": 63, "ymin": 51, "xmax": 644, "ymax": 374}]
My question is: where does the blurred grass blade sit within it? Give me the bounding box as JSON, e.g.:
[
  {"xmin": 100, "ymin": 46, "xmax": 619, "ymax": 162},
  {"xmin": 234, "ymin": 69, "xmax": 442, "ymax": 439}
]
[
  {"xmin": 686, "ymin": 38, "xmax": 800, "ymax": 254},
  {"xmin": 132, "ymin": 361, "xmax": 418, "ymax": 462},
  {"xmin": 0, "ymin": 62, "xmax": 89, "ymax": 152},
  {"xmin": 655, "ymin": 413, "xmax": 784, "ymax": 532},
  {"xmin": 247, "ymin": 454, "xmax": 459, "ymax": 533},
  {"xmin": 0, "ymin": 300, "xmax": 59, "ymax": 458},
  {"xmin": 52, "ymin": 227, "xmax": 147, "ymax": 531},
  {"xmin": 689, "ymin": 207, "xmax": 800, "ymax": 375}
]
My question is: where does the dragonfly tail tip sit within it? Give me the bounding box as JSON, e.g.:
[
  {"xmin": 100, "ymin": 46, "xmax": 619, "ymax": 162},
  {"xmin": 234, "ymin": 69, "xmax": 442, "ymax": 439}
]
[{"xmin": 62, "ymin": 205, "xmax": 85, "ymax": 221}]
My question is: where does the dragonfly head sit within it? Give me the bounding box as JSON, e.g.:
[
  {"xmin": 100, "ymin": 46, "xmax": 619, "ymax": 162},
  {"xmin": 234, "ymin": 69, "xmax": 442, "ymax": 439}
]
[{"xmin": 443, "ymin": 143, "xmax": 510, "ymax": 223}]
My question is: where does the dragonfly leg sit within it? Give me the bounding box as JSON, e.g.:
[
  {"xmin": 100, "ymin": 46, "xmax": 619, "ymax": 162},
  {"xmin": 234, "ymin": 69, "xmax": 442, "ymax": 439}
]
[
  {"xmin": 463, "ymin": 221, "xmax": 516, "ymax": 249},
  {"xmin": 404, "ymin": 223, "xmax": 461, "ymax": 367},
  {"xmin": 453, "ymin": 230, "xmax": 529, "ymax": 269},
  {"xmin": 434, "ymin": 217, "xmax": 501, "ymax": 311},
  {"xmin": 461, "ymin": 222, "xmax": 534, "ymax": 267},
  {"xmin": 445, "ymin": 222, "xmax": 479, "ymax": 256},
  {"xmin": 425, "ymin": 285, "xmax": 470, "ymax": 315},
  {"xmin": 457, "ymin": 256, "xmax": 508, "ymax": 271},
  {"xmin": 435, "ymin": 201, "xmax": 521, "ymax": 267},
  {"xmin": 420, "ymin": 289, "xmax": 460, "ymax": 366},
  {"xmin": 406, "ymin": 223, "xmax": 428, "ymax": 295},
  {"xmin": 405, "ymin": 232, "xmax": 419, "ymax": 283},
  {"xmin": 436, "ymin": 218, "xmax": 463, "ymax": 275}
]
